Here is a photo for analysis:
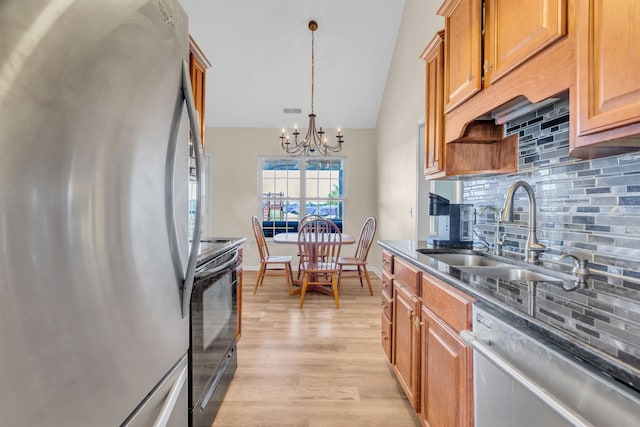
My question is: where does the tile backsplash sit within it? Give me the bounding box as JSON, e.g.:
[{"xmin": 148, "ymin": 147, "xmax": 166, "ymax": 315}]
[{"xmin": 463, "ymin": 98, "xmax": 640, "ymax": 374}]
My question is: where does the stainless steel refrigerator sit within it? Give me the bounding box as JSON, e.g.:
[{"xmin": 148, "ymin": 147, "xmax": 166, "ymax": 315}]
[{"xmin": 0, "ymin": 0, "xmax": 204, "ymax": 425}]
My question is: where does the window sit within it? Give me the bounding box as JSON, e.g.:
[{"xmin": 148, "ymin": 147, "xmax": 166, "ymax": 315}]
[{"xmin": 259, "ymin": 157, "xmax": 345, "ymax": 236}]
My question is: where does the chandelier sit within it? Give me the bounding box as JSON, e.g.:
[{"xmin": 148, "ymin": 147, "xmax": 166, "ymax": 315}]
[{"xmin": 279, "ymin": 20, "xmax": 344, "ymax": 156}]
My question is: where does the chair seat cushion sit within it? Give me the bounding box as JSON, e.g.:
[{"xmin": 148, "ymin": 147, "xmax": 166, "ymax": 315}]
[
  {"xmin": 337, "ymin": 256, "xmax": 363, "ymax": 265},
  {"xmin": 300, "ymin": 261, "xmax": 338, "ymax": 272},
  {"xmin": 266, "ymin": 255, "xmax": 293, "ymax": 263}
]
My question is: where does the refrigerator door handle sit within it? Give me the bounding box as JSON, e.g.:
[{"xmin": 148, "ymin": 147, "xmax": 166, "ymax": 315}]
[
  {"xmin": 151, "ymin": 364, "xmax": 188, "ymax": 427},
  {"xmin": 181, "ymin": 59, "xmax": 204, "ymax": 318}
]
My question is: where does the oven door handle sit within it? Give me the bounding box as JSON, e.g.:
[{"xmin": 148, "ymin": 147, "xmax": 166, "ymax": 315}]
[
  {"xmin": 181, "ymin": 59, "xmax": 204, "ymax": 318},
  {"xmin": 460, "ymin": 330, "xmax": 593, "ymax": 427},
  {"xmin": 196, "ymin": 252, "xmax": 239, "ymax": 282},
  {"xmin": 200, "ymin": 347, "xmax": 235, "ymax": 411}
]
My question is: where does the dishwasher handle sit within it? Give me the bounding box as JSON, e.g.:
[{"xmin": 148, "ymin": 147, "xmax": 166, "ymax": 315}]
[{"xmin": 460, "ymin": 330, "xmax": 594, "ymax": 427}]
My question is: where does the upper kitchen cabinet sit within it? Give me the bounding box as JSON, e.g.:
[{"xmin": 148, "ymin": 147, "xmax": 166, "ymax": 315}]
[
  {"xmin": 189, "ymin": 36, "xmax": 211, "ymax": 149},
  {"xmin": 422, "ymin": 31, "xmax": 445, "ymax": 176},
  {"xmin": 422, "ymin": 30, "xmax": 518, "ymax": 179},
  {"xmin": 438, "ymin": 0, "xmax": 482, "ymax": 113},
  {"xmin": 572, "ymin": 0, "xmax": 640, "ymax": 158},
  {"xmin": 439, "ymin": 0, "xmax": 574, "ymax": 145},
  {"xmin": 484, "ymin": 0, "xmax": 567, "ymax": 86}
]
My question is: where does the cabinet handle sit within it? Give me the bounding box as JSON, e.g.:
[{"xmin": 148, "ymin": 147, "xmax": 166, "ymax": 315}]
[
  {"xmin": 414, "ymin": 317, "xmax": 423, "ymax": 331},
  {"xmin": 407, "ymin": 309, "xmax": 413, "ymax": 319},
  {"xmin": 483, "ymin": 60, "xmax": 493, "ymax": 73},
  {"xmin": 381, "ymin": 302, "xmax": 387, "ymax": 309},
  {"xmin": 466, "ymin": 72, "xmax": 474, "ymax": 82}
]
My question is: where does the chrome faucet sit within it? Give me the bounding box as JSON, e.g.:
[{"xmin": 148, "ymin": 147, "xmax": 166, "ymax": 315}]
[{"xmin": 501, "ymin": 180, "xmax": 546, "ymax": 263}]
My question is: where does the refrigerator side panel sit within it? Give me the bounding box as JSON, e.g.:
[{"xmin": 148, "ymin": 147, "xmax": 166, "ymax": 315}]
[{"xmin": 0, "ymin": 0, "xmax": 190, "ymax": 425}]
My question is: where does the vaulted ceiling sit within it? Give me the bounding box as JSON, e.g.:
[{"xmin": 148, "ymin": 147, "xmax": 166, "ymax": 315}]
[{"xmin": 180, "ymin": 0, "xmax": 406, "ymax": 129}]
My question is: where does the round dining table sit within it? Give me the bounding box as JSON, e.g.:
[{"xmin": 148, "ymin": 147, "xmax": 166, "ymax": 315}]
[{"xmin": 272, "ymin": 232, "xmax": 355, "ymax": 296}]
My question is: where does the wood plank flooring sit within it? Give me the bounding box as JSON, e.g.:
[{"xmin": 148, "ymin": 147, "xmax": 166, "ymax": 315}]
[{"xmin": 212, "ymin": 271, "xmax": 421, "ymax": 427}]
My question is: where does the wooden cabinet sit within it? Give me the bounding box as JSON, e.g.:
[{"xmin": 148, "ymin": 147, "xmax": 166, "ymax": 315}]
[
  {"xmin": 391, "ymin": 257, "xmax": 422, "ymax": 411},
  {"xmin": 419, "ymin": 274, "xmax": 474, "ymax": 427},
  {"xmin": 381, "ymin": 270, "xmax": 393, "ymax": 362},
  {"xmin": 572, "ymin": 0, "xmax": 640, "ymax": 158},
  {"xmin": 188, "ymin": 36, "xmax": 211, "ymax": 149},
  {"xmin": 236, "ymin": 247, "xmax": 243, "ymax": 341},
  {"xmin": 381, "ymin": 291, "xmax": 393, "ymax": 362},
  {"xmin": 438, "ymin": 0, "xmax": 574, "ymax": 150},
  {"xmin": 421, "ymin": 30, "xmax": 518, "ymax": 179},
  {"xmin": 422, "ymin": 31, "xmax": 445, "ymax": 176},
  {"xmin": 484, "ymin": 0, "xmax": 567, "ymax": 86},
  {"xmin": 438, "ymin": 0, "xmax": 483, "ymax": 113},
  {"xmin": 393, "ymin": 283, "xmax": 421, "ymax": 411},
  {"xmin": 381, "ymin": 254, "xmax": 394, "ymax": 361},
  {"xmin": 420, "ymin": 306, "xmax": 472, "ymax": 427},
  {"xmin": 382, "ymin": 250, "xmax": 394, "ymax": 275}
]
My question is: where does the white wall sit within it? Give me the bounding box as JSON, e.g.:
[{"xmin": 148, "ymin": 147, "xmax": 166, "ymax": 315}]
[
  {"xmin": 375, "ymin": 0, "xmax": 443, "ymax": 244},
  {"xmin": 204, "ymin": 127, "xmax": 376, "ymax": 268}
]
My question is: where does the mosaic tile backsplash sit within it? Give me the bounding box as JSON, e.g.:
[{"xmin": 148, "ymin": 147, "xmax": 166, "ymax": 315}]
[{"xmin": 463, "ymin": 98, "xmax": 640, "ymax": 375}]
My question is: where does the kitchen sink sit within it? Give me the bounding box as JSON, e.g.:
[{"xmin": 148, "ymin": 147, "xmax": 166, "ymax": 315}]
[
  {"xmin": 457, "ymin": 266, "xmax": 562, "ymax": 282},
  {"xmin": 417, "ymin": 249, "xmax": 571, "ymax": 283},
  {"xmin": 425, "ymin": 253, "xmax": 510, "ymax": 267}
]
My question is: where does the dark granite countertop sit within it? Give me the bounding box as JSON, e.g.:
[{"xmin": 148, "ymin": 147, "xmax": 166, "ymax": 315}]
[{"xmin": 379, "ymin": 239, "xmax": 640, "ymax": 395}]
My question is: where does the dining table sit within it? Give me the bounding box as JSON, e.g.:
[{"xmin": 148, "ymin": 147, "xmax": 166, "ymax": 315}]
[{"xmin": 272, "ymin": 231, "xmax": 355, "ymax": 295}]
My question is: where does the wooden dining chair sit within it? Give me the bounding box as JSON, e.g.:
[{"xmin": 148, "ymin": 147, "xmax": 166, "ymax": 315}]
[
  {"xmin": 251, "ymin": 216, "xmax": 294, "ymax": 295},
  {"xmin": 297, "ymin": 218, "xmax": 342, "ymax": 309},
  {"xmin": 337, "ymin": 216, "xmax": 377, "ymax": 295},
  {"xmin": 296, "ymin": 214, "xmax": 323, "ymax": 279}
]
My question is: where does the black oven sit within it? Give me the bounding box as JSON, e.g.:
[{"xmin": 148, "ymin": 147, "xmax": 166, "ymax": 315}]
[{"xmin": 189, "ymin": 244, "xmax": 239, "ymax": 427}]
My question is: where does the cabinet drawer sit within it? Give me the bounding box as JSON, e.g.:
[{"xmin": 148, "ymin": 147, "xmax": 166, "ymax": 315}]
[
  {"xmin": 381, "ymin": 311, "xmax": 392, "ymax": 363},
  {"xmin": 382, "ymin": 290, "xmax": 393, "ymax": 320},
  {"xmin": 422, "ymin": 273, "xmax": 474, "ymax": 333},
  {"xmin": 381, "ymin": 270, "xmax": 393, "ymax": 298},
  {"xmin": 394, "ymin": 258, "xmax": 421, "ymax": 296},
  {"xmin": 382, "ymin": 250, "xmax": 394, "ymax": 274}
]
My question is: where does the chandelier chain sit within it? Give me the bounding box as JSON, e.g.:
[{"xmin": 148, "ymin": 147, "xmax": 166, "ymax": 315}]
[{"xmin": 278, "ymin": 20, "xmax": 343, "ymax": 156}]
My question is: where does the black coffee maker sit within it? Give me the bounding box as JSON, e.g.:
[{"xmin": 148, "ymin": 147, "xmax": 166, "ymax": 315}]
[{"xmin": 428, "ymin": 193, "xmax": 474, "ymax": 247}]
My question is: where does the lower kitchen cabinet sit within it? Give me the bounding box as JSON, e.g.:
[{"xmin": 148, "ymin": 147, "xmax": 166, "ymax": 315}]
[
  {"xmin": 381, "ymin": 251, "xmax": 474, "ymax": 425},
  {"xmin": 420, "ymin": 273, "xmax": 474, "ymax": 427},
  {"xmin": 381, "ymin": 283, "xmax": 393, "ymax": 362},
  {"xmin": 420, "ymin": 306, "xmax": 473, "ymax": 427},
  {"xmin": 393, "ymin": 283, "xmax": 421, "ymax": 411}
]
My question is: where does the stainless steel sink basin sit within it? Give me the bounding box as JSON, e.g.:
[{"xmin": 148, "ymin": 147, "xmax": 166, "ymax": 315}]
[
  {"xmin": 458, "ymin": 266, "xmax": 562, "ymax": 282},
  {"xmin": 426, "ymin": 253, "xmax": 510, "ymax": 267},
  {"xmin": 417, "ymin": 249, "xmax": 571, "ymax": 283}
]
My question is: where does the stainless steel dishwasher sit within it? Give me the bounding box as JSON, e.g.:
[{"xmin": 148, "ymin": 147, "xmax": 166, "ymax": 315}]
[{"xmin": 461, "ymin": 303, "xmax": 640, "ymax": 427}]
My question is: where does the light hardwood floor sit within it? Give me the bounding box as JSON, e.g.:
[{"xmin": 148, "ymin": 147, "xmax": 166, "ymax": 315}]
[{"xmin": 212, "ymin": 270, "xmax": 421, "ymax": 427}]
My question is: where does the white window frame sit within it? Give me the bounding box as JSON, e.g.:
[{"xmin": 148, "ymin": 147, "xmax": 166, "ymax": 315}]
[{"xmin": 258, "ymin": 156, "xmax": 347, "ymax": 236}]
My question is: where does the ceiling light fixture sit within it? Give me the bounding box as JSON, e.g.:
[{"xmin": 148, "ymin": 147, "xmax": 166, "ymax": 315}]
[{"xmin": 279, "ymin": 20, "xmax": 344, "ymax": 156}]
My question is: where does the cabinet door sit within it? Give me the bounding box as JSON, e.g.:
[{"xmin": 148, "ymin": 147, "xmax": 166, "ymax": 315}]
[
  {"xmin": 236, "ymin": 267, "xmax": 242, "ymax": 340},
  {"xmin": 438, "ymin": 0, "xmax": 482, "ymax": 112},
  {"xmin": 422, "ymin": 31, "xmax": 445, "ymax": 176},
  {"xmin": 484, "ymin": 0, "xmax": 567, "ymax": 86},
  {"xmin": 420, "ymin": 305, "xmax": 473, "ymax": 427},
  {"xmin": 392, "ymin": 284, "xmax": 421, "ymax": 411},
  {"xmin": 189, "ymin": 36, "xmax": 210, "ymax": 149},
  {"xmin": 382, "ymin": 311, "xmax": 393, "ymax": 363},
  {"xmin": 577, "ymin": 0, "xmax": 640, "ymax": 135}
]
